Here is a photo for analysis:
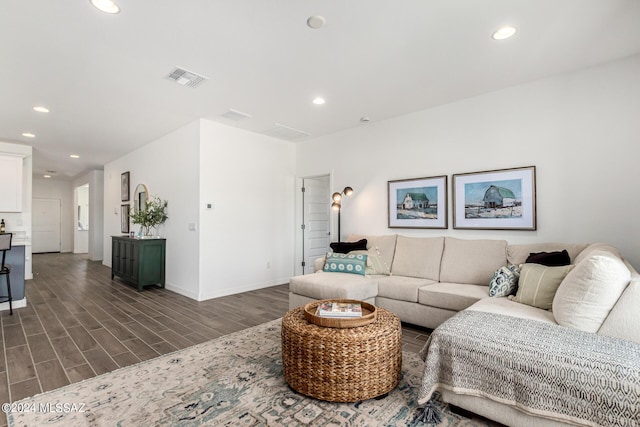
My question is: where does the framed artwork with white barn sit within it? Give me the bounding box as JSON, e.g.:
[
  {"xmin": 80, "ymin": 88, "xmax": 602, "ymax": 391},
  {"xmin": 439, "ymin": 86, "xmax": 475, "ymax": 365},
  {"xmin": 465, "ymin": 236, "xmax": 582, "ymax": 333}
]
[
  {"xmin": 453, "ymin": 166, "xmax": 536, "ymax": 230},
  {"xmin": 388, "ymin": 175, "xmax": 447, "ymax": 229}
]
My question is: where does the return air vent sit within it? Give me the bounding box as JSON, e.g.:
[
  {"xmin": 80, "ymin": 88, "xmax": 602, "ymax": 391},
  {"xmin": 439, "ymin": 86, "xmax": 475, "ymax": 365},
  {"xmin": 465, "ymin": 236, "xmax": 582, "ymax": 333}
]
[
  {"xmin": 166, "ymin": 67, "xmax": 209, "ymax": 88},
  {"xmin": 263, "ymin": 123, "xmax": 311, "ymax": 140},
  {"xmin": 220, "ymin": 109, "xmax": 252, "ymax": 121}
]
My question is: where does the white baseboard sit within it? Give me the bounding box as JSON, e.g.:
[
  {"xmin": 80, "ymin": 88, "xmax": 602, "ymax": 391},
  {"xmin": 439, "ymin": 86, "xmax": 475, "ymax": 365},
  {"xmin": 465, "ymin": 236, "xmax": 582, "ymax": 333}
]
[
  {"xmin": 164, "ymin": 283, "xmax": 199, "ymax": 300},
  {"xmin": 198, "ymin": 278, "xmax": 288, "ymax": 302},
  {"xmin": 0, "ymin": 297, "xmax": 27, "ymax": 312}
]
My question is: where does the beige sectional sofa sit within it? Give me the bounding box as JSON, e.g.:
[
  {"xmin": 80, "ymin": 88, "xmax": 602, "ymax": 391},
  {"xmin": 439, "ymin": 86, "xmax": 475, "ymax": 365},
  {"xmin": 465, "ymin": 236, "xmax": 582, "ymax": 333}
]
[
  {"xmin": 288, "ymin": 234, "xmax": 640, "ymax": 426},
  {"xmin": 290, "ymin": 234, "xmax": 592, "ymax": 329}
]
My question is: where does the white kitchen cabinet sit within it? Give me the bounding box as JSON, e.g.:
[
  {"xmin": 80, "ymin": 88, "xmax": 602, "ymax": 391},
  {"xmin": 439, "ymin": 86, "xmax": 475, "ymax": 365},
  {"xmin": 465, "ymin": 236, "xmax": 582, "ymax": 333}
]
[{"xmin": 0, "ymin": 154, "xmax": 23, "ymax": 212}]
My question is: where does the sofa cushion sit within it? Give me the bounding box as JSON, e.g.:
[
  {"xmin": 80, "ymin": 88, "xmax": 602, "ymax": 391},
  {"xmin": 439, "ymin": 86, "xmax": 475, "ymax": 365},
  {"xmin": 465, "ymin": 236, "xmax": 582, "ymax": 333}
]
[
  {"xmin": 553, "ymin": 251, "xmax": 631, "ymax": 333},
  {"xmin": 289, "ymin": 271, "xmax": 378, "ymax": 301},
  {"xmin": 507, "ymin": 242, "xmax": 587, "ymax": 266},
  {"xmin": 512, "ymin": 263, "xmax": 573, "ymax": 310},
  {"xmin": 488, "ymin": 265, "xmax": 520, "ymax": 297},
  {"xmin": 466, "ymin": 297, "xmax": 557, "ymax": 324},
  {"xmin": 573, "ymin": 242, "xmax": 622, "ymax": 265},
  {"xmin": 323, "ymin": 252, "xmax": 367, "ymax": 275},
  {"xmin": 418, "ymin": 283, "xmax": 489, "ymax": 311},
  {"xmin": 329, "ymin": 239, "xmax": 367, "ymax": 254},
  {"xmin": 377, "ymin": 275, "xmax": 437, "ymax": 303},
  {"xmin": 390, "ymin": 236, "xmax": 444, "ymax": 280},
  {"xmin": 439, "ymin": 237, "xmax": 507, "ymax": 285},
  {"xmin": 348, "ymin": 234, "xmax": 397, "ymax": 271},
  {"xmin": 351, "ymin": 248, "xmax": 391, "ymax": 275},
  {"xmin": 525, "ymin": 250, "xmax": 570, "ymax": 266},
  {"xmin": 598, "ymin": 277, "xmax": 640, "ymax": 344}
]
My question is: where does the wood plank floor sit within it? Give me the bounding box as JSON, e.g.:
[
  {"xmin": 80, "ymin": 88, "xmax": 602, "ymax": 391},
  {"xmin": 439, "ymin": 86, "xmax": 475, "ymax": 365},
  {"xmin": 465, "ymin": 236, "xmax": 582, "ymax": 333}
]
[{"xmin": 1, "ymin": 253, "xmax": 431, "ymax": 412}]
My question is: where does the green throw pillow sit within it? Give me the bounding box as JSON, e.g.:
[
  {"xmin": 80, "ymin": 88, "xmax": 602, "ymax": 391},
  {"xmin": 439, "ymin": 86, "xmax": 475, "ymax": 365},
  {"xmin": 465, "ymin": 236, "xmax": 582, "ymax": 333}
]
[
  {"xmin": 350, "ymin": 249, "xmax": 391, "ymax": 276},
  {"xmin": 324, "ymin": 252, "xmax": 368, "ymax": 276},
  {"xmin": 511, "ymin": 263, "xmax": 574, "ymax": 310}
]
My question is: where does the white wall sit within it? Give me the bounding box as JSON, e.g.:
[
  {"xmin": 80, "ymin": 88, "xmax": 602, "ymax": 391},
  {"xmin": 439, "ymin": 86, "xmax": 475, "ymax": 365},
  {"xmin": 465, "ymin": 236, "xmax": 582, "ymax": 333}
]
[
  {"xmin": 103, "ymin": 121, "xmax": 200, "ymax": 298},
  {"xmin": 199, "ymin": 120, "xmax": 296, "ymax": 300},
  {"xmin": 296, "ymin": 54, "xmax": 640, "ymax": 269},
  {"xmin": 32, "ymin": 178, "xmax": 73, "ymax": 253}
]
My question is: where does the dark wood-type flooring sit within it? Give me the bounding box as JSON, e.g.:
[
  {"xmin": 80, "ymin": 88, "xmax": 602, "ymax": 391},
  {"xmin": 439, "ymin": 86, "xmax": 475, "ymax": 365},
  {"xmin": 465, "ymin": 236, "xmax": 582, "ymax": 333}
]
[{"xmin": 1, "ymin": 253, "xmax": 431, "ymax": 413}]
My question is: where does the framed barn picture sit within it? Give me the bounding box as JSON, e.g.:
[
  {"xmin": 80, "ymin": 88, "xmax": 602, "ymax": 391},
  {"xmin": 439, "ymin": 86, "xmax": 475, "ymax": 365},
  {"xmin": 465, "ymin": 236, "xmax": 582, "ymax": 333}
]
[
  {"xmin": 453, "ymin": 166, "xmax": 536, "ymax": 230},
  {"xmin": 388, "ymin": 175, "xmax": 447, "ymax": 229}
]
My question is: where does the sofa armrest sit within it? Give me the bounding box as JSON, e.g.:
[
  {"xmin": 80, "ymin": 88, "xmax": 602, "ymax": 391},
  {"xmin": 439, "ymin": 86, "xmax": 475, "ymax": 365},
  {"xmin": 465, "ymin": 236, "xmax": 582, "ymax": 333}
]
[{"xmin": 314, "ymin": 256, "xmax": 326, "ymax": 272}]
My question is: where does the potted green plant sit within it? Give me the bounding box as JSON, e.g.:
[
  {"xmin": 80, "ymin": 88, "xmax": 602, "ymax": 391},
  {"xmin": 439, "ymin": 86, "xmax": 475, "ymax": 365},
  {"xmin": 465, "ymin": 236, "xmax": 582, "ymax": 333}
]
[{"xmin": 129, "ymin": 195, "xmax": 168, "ymax": 237}]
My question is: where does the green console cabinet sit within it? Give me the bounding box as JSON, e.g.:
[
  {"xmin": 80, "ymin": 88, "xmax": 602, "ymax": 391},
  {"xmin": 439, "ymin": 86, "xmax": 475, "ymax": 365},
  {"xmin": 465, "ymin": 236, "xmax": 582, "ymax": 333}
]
[{"xmin": 111, "ymin": 236, "xmax": 166, "ymax": 291}]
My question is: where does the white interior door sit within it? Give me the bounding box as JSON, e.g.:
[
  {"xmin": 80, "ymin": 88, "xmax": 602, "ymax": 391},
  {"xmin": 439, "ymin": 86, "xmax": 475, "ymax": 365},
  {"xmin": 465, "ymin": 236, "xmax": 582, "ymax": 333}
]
[
  {"xmin": 302, "ymin": 176, "xmax": 330, "ymax": 274},
  {"xmin": 32, "ymin": 198, "xmax": 61, "ymax": 253}
]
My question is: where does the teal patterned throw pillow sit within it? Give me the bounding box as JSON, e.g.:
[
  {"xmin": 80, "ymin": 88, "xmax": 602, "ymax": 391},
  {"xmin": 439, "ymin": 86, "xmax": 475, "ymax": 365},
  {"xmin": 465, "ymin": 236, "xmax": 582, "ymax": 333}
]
[
  {"xmin": 489, "ymin": 265, "xmax": 521, "ymax": 297},
  {"xmin": 324, "ymin": 252, "xmax": 368, "ymax": 276}
]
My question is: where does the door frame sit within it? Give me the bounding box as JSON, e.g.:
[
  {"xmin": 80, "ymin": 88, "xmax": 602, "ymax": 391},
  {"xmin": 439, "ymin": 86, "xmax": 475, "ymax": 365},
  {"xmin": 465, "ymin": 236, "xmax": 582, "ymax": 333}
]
[{"xmin": 294, "ymin": 173, "xmax": 332, "ymax": 276}]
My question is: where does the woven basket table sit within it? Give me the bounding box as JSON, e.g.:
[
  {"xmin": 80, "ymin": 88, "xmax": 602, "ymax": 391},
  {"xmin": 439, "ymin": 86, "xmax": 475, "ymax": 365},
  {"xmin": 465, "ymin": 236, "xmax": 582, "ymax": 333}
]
[{"xmin": 281, "ymin": 304, "xmax": 402, "ymax": 402}]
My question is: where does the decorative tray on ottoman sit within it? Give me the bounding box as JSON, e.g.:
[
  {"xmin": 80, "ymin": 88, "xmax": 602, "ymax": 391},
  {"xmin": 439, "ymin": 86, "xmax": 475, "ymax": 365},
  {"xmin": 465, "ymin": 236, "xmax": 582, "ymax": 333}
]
[{"xmin": 303, "ymin": 298, "xmax": 377, "ymax": 328}]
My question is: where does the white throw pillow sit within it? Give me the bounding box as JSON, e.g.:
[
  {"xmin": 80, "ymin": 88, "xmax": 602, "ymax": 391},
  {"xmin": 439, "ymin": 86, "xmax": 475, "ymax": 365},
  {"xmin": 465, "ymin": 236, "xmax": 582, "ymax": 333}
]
[{"xmin": 553, "ymin": 252, "xmax": 631, "ymax": 333}]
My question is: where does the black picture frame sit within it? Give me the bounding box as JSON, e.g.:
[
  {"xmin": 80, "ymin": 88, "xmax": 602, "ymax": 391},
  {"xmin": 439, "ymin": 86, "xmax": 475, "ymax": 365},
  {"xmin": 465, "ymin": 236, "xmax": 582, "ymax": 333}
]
[
  {"xmin": 121, "ymin": 171, "xmax": 130, "ymax": 202},
  {"xmin": 121, "ymin": 204, "xmax": 130, "ymax": 234}
]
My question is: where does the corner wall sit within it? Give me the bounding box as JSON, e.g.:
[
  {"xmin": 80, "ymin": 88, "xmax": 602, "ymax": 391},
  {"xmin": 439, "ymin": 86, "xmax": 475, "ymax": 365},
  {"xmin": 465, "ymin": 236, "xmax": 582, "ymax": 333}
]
[
  {"xmin": 296, "ymin": 54, "xmax": 640, "ymax": 269},
  {"xmin": 103, "ymin": 121, "xmax": 200, "ymax": 299},
  {"xmin": 198, "ymin": 120, "xmax": 296, "ymax": 300}
]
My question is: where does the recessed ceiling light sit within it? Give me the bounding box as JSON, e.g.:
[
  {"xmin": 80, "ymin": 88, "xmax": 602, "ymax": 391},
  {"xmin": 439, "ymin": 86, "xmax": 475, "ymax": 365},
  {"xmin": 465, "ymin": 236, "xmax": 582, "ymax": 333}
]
[
  {"xmin": 360, "ymin": 116, "xmax": 371, "ymax": 123},
  {"xmin": 307, "ymin": 16, "xmax": 327, "ymax": 30},
  {"xmin": 33, "ymin": 106, "xmax": 50, "ymax": 113},
  {"xmin": 312, "ymin": 97, "xmax": 326, "ymax": 105},
  {"xmin": 492, "ymin": 26, "xmax": 517, "ymax": 40},
  {"xmin": 43, "ymin": 175, "xmax": 51, "ymax": 179},
  {"xmin": 22, "ymin": 132, "xmax": 35, "ymax": 138},
  {"xmin": 70, "ymin": 154, "xmax": 80, "ymax": 159},
  {"xmin": 90, "ymin": 0, "xmax": 120, "ymax": 14}
]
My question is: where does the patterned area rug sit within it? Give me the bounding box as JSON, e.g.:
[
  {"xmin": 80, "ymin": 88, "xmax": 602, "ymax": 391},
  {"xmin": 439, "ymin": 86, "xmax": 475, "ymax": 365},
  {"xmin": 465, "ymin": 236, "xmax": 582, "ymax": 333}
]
[{"xmin": 7, "ymin": 319, "xmax": 492, "ymax": 426}]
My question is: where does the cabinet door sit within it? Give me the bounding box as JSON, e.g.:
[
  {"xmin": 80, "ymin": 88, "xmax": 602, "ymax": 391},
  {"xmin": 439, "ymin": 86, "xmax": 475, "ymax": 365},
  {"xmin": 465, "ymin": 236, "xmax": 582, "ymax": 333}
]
[{"xmin": 0, "ymin": 155, "xmax": 23, "ymax": 212}]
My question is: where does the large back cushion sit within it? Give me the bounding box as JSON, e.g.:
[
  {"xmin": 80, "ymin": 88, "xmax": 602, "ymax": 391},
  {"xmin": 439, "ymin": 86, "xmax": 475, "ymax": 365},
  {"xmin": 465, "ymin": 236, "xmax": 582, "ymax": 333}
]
[
  {"xmin": 391, "ymin": 236, "xmax": 444, "ymax": 281},
  {"xmin": 440, "ymin": 237, "xmax": 507, "ymax": 285},
  {"xmin": 553, "ymin": 250, "xmax": 631, "ymax": 333},
  {"xmin": 348, "ymin": 234, "xmax": 397, "ymax": 273},
  {"xmin": 507, "ymin": 242, "xmax": 587, "ymax": 266}
]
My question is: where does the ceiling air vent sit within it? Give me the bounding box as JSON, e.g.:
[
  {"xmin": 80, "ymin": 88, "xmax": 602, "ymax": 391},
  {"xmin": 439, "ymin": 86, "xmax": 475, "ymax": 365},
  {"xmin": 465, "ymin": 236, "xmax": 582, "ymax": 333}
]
[
  {"xmin": 220, "ymin": 109, "xmax": 252, "ymax": 121},
  {"xmin": 166, "ymin": 67, "xmax": 209, "ymax": 88},
  {"xmin": 263, "ymin": 123, "xmax": 311, "ymax": 141}
]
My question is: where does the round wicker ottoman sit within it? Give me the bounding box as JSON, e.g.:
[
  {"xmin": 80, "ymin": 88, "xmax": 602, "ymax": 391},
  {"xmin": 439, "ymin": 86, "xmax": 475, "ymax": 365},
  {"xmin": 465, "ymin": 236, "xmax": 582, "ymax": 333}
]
[{"xmin": 281, "ymin": 304, "xmax": 402, "ymax": 402}]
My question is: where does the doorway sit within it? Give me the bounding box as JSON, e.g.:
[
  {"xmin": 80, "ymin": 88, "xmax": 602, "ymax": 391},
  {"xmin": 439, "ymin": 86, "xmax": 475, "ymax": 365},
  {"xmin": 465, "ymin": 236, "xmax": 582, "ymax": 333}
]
[
  {"xmin": 32, "ymin": 198, "xmax": 62, "ymax": 253},
  {"xmin": 74, "ymin": 184, "xmax": 89, "ymax": 254},
  {"xmin": 300, "ymin": 175, "xmax": 331, "ymax": 275}
]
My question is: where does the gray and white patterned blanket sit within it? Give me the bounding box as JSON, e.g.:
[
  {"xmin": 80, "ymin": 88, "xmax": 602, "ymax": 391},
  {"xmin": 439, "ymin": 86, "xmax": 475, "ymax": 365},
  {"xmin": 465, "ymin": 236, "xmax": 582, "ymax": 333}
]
[{"xmin": 418, "ymin": 310, "xmax": 640, "ymax": 427}]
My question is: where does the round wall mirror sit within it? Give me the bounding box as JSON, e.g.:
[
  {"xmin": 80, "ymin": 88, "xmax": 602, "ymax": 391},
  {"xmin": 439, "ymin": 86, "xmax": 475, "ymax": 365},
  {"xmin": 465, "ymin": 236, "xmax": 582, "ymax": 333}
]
[{"xmin": 134, "ymin": 184, "xmax": 149, "ymax": 212}]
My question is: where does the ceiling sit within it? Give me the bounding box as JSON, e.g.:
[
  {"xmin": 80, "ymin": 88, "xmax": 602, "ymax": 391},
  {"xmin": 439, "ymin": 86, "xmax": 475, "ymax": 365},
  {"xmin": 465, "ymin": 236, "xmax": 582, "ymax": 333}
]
[{"xmin": 2, "ymin": 0, "xmax": 640, "ymax": 180}]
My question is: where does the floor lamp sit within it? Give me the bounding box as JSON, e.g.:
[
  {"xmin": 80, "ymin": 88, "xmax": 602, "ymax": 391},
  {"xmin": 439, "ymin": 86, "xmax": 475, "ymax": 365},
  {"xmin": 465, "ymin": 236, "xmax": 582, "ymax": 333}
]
[{"xmin": 331, "ymin": 186, "xmax": 353, "ymax": 243}]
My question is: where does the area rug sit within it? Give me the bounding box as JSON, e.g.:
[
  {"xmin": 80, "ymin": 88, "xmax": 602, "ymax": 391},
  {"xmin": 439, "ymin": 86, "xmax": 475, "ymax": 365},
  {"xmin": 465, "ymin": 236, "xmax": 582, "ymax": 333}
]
[{"xmin": 7, "ymin": 319, "xmax": 492, "ymax": 426}]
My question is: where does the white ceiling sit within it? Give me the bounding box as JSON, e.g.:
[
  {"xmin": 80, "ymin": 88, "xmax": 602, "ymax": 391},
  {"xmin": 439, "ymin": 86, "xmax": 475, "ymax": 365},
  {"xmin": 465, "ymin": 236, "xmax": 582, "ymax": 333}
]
[{"xmin": 2, "ymin": 0, "xmax": 640, "ymax": 179}]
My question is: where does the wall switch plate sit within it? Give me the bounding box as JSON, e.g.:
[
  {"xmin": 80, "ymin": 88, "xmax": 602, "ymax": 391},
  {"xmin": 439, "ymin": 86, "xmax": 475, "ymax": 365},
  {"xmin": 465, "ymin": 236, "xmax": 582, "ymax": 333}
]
[{"xmin": 189, "ymin": 223, "xmax": 197, "ymax": 231}]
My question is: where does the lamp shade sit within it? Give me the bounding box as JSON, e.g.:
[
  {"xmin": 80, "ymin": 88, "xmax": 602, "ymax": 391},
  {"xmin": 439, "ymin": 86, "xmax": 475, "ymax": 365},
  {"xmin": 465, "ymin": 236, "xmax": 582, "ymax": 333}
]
[
  {"xmin": 343, "ymin": 186, "xmax": 353, "ymax": 196},
  {"xmin": 331, "ymin": 201, "xmax": 341, "ymax": 210},
  {"xmin": 332, "ymin": 192, "xmax": 342, "ymax": 202}
]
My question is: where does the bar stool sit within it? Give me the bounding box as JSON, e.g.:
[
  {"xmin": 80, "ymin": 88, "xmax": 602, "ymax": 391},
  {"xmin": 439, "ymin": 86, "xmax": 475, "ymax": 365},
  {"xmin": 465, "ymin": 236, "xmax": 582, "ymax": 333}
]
[{"xmin": 0, "ymin": 233, "xmax": 13, "ymax": 315}]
